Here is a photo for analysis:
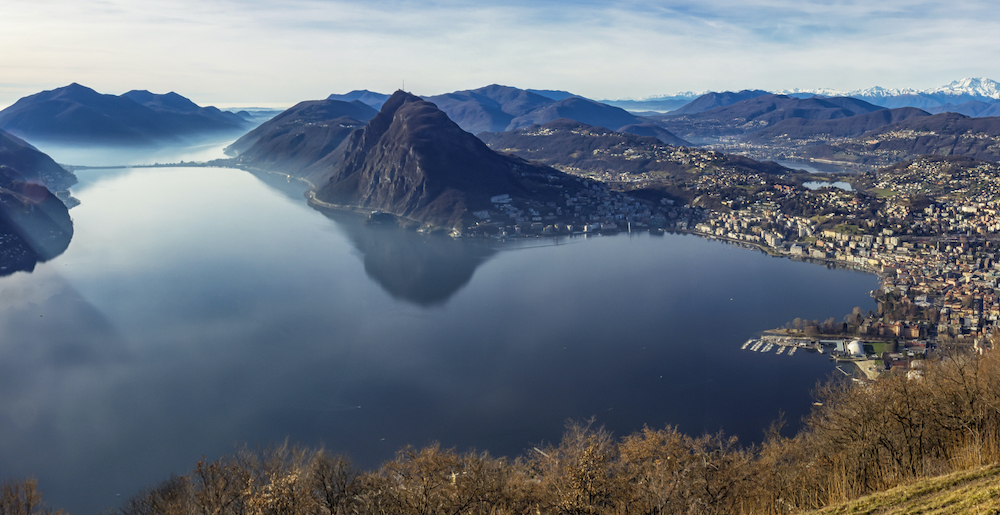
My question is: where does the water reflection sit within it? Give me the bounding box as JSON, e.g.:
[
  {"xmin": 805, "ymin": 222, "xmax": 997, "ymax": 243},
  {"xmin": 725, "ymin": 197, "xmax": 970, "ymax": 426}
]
[
  {"xmin": 803, "ymin": 181, "xmax": 853, "ymax": 191},
  {"xmin": 0, "ymin": 164, "xmax": 882, "ymax": 514},
  {"xmin": 243, "ymin": 167, "xmax": 499, "ymax": 305},
  {"xmin": 322, "ymin": 211, "xmax": 497, "ymax": 305},
  {"xmin": 775, "ymin": 158, "xmax": 856, "ymax": 175},
  {"xmin": 0, "ymin": 187, "xmax": 74, "ymax": 277},
  {"xmin": 243, "ymin": 168, "xmax": 312, "ymax": 204}
]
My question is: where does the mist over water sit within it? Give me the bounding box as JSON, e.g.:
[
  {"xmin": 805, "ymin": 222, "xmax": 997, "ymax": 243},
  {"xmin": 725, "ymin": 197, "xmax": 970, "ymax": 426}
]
[
  {"xmin": 0, "ymin": 144, "xmax": 877, "ymax": 514},
  {"xmin": 29, "ymin": 134, "xmax": 240, "ymax": 167}
]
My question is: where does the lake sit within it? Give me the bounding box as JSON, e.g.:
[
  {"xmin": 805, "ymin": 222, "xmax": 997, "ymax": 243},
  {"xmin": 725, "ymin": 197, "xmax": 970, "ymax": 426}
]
[
  {"xmin": 1, "ymin": 144, "xmax": 878, "ymax": 513},
  {"xmin": 775, "ymin": 158, "xmax": 857, "ymax": 175}
]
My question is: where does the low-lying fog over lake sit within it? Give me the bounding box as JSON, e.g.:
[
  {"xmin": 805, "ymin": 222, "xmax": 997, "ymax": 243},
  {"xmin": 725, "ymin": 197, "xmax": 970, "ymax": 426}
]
[{"xmin": 1, "ymin": 143, "xmax": 876, "ymax": 513}]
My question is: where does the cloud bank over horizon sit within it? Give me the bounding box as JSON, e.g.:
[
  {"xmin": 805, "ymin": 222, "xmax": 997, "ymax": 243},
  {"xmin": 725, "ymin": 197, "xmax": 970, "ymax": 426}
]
[{"xmin": 2, "ymin": 0, "xmax": 998, "ymax": 108}]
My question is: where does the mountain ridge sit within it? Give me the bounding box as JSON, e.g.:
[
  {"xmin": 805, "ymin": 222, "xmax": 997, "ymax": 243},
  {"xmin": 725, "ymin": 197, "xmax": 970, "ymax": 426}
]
[
  {"xmin": 0, "ymin": 83, "xmax": 250, "ymax": 145},
  {"xmin": 313, "ymin": 91, "xmax": 567, "ymax": 230},
  {"xmin": 224, "ymin": 98, "xmax": 378, "ymax": 183}
]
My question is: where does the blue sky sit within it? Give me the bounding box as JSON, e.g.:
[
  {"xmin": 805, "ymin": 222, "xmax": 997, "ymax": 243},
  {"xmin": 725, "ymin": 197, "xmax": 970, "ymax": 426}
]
[{"xmin": 2, "ymin": 0, "xmax": 998, "ymax": 108}]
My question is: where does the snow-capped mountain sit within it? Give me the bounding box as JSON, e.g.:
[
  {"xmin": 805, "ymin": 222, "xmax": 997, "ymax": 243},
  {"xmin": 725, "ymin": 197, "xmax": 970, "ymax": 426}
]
[
  {"xmin": 777, "ymin": 78, "xmax": 1000, "ymax": 102},
  {"xmin": 926, "ymin": 78, "xmax": 1000, "ymax": 100}
]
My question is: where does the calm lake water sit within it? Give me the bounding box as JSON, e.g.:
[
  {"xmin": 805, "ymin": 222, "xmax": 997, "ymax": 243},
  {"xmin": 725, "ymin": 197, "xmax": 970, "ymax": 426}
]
[
  {"xmin": 1, "ymin": 145, "xmax": 877, "ymax": 513},
  {"xmin": 776, "ymin": 158, "xmax": 856, "ymax": 175}
]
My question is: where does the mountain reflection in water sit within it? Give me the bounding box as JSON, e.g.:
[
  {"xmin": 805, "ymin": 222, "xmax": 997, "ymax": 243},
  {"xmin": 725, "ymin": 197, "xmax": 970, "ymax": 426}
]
[
  {"xmin": 0, "ymin": 161, "xmax": 879, "ymax": 515},
  {"xmin": 325, "ymin": 212, "xmax": 496, "ymax": 305},
  {"xmin": 246, "ymin": 168, "xmax": 497, "ymax": 305}
]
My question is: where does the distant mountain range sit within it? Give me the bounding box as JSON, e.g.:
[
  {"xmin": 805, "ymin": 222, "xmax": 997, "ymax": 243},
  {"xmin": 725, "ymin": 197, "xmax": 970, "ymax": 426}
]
[
  {"xmin": 653, "ymin": 94, "xmax": 889, "ymax": 142},
  {"xmin": 598, "ymin": 78, "xmax": 1000, "ymax": 117},
  {"xmin": 326, "ymin": 85, "xmax": 687, "ymax": 145},
  {"xmin": 773, "ymin": 78, "xmax": 1000, "ymax": 119},
  {"xmin": 778, "ymin": 78, "xmax": 1000, "ymax": 105},
  {"xmin": 0, "ymin": 83, "xmax": 251, "ymax": 145},
  {"xmin": 327, "ymin": 90, "xmax": 391, "ymax": 111},
  {"xmin": 479, "ymin": 118, "xmax": 786, "ymax": 179},
  {"xmin": 326, "ymin": 79, "xmax": 1000, "ymax": 127}
]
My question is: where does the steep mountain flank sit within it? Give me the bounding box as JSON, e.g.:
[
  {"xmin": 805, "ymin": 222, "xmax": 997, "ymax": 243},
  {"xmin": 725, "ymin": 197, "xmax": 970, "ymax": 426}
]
[
  {"xmin": 0, "ymin": 130, "xmax": 76, "ymax": 191},
  {"xmin": 0, "ymin": 130, "xmax": 73, "ymax": 275},
  {"xmin": 225, "ymin": 99, "xmax": 378, "ymax": 183},
  {"xmin": 313, "ymin": 91, "xmax": 569, "ymax": 229}
]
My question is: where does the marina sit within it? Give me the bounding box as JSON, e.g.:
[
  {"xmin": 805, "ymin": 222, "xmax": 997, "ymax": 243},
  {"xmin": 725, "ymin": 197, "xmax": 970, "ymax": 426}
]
[{"xmin": 741, "ymin": 336, "xmax": 810, "ymax": 356}]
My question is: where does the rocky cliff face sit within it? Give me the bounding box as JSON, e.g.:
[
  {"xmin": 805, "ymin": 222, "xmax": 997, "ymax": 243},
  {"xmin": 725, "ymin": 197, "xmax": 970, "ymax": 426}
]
[
  {"xmin": 314, "ymin": 91, "xmax": 532, "ymax": 229},
  {"xmin": 0, "ymin": 130, "xmax": 77, "ymax": 191},
  {"xmin": 0, "ymin": 129, "xmax": 74, "ymax": 275}
]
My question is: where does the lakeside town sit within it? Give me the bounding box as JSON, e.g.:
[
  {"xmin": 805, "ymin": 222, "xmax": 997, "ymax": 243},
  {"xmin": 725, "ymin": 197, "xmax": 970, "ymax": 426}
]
[{"xmin": 460, "ymin": 154, "xmax": 1000, "ymax": 379}]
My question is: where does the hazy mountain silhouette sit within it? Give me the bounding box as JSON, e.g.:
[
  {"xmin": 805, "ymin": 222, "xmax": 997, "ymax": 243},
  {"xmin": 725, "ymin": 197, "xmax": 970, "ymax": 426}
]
[
  {"xmin": 327, "ymin": 90, "xmax": 392, "ymax": 110},
  {"xmin": 0, "ymin": 83, "xmax": 250, "ymax": 145},
  {"xmin": 329, "ymin": 86, "xmax": 671, "ymax": 142},
  {"xmin": 123, "ymin": 89, "xmax": 248, "ymax": 126},
  {"xmin": 669, "ymin": 90, "xmax": 772, "ymax": 116}
]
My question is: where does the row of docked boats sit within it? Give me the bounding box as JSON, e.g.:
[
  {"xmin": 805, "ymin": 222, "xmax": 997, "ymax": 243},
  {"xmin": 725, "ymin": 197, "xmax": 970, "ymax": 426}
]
[{"xmin": 741, "ymin": 338, "xmax": 798, "ymax": 356}]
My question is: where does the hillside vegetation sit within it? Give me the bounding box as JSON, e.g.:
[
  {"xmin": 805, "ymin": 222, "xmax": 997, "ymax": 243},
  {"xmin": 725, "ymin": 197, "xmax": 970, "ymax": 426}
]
[{"xmin": 808, "ymin": 463, "xmax": 1000, "ymax": 514}]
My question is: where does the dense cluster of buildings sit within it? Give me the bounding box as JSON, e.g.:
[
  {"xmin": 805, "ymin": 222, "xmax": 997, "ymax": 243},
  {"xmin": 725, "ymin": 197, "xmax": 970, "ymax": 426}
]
[{"xmin": 686, "ymin": 158, "xmax": 1000, "ymax": 354}]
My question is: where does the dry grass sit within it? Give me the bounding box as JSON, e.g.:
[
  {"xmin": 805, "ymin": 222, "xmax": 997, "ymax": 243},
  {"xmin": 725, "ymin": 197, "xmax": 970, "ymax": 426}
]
[{"xmin": 808, "ymin": 462, "xmax": 1000, "ymax": 514}]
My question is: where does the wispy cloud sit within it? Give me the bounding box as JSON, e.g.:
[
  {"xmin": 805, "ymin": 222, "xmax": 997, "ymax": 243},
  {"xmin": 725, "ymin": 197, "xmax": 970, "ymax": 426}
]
[{"xmin": 1, "ymin": 0, "xmax": 998, "ymax": 106}]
